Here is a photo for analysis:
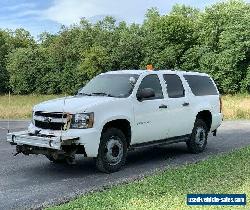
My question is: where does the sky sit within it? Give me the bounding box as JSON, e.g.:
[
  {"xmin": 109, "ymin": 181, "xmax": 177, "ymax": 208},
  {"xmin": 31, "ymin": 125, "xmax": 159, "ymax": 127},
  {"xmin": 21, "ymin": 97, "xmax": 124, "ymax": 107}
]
[{"xmin": 0, "ymin": 0, "xmax": 227, "ymax": 38}]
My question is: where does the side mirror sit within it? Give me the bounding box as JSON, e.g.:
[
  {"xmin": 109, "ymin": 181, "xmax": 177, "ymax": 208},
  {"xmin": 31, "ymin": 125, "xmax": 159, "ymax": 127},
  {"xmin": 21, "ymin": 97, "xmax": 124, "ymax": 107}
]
[
  {"xmin": 137, "ymin": 88, "xmax": 155, "ymax": 101},
  {"xmin": 76, "ymin": 88, "xmax": 83, "ymax": 95}
]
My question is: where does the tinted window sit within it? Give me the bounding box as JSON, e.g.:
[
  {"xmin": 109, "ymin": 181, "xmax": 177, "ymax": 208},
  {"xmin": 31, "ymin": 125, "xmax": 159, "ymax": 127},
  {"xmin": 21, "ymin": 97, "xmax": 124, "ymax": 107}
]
[
  {"xmin": 163, "ymin": 74, "xmax": 185, "ymax": 98},
  {"xmin": 80, "ymin": 74, "xmax": 139, "ymax": 98},
  {"xmin": 184, "ymin": 75, "xmax": 218, "ymax": 96},
  {"xmin": 138, "ymin": 74, "xmax": 163, "ymax": 99}
]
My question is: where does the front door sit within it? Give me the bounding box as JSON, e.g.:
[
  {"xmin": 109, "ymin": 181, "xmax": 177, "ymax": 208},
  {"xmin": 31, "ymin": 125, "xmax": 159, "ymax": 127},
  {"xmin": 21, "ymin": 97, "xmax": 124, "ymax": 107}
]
[{"xmin": 133, "ymin": 74, "xmax": 169, "ymax": 144}]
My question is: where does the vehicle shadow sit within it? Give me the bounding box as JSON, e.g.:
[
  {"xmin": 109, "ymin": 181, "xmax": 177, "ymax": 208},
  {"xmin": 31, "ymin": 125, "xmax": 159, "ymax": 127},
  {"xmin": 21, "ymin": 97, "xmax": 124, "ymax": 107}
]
[
  {"xmin": 17, "ymin": 130, "xmax": 250, "ymax": 181},
  {"xmin": 23, "ymin": 143, "xmax": 190, "ymax": 179}
]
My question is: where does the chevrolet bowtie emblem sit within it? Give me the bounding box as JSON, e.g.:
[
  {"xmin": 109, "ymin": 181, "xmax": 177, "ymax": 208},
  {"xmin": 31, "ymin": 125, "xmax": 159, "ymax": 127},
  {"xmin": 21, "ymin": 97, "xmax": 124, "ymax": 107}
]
[{"xmin": 44, "ymin": 117, "xmax": 52, "ymax": 123}]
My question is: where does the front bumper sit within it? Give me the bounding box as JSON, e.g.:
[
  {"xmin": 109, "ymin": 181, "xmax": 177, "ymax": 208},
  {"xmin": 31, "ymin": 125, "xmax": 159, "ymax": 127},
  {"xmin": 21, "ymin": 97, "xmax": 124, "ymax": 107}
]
[{"xmin": 7, "ymin": 131, "xmax": 79, "ymax": 150}]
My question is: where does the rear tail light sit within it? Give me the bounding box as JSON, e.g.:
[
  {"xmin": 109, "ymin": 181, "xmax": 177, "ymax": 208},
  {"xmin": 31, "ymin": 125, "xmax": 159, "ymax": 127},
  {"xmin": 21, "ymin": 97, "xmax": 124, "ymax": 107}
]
[{"xmin": 219, "ymin": 95, "xmax": 222, "ymax": 113}]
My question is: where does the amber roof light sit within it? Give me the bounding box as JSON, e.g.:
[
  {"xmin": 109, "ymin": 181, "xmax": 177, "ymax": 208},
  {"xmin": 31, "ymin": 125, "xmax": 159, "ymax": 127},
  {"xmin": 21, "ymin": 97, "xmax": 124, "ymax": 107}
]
[{"xmin": 146, "ymin": 64, "xmax": 154, "ymax": 71}]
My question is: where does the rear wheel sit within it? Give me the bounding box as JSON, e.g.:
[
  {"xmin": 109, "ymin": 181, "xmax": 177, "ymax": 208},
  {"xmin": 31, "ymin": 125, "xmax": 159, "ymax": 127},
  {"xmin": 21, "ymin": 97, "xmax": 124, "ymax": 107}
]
[
  {"xmin": 96, "ymin": 128, "xmax": 127, "ymax": 173},
  {"xmin": 186, "ymin": 119, "xmax": 208, "ymax": 154}
]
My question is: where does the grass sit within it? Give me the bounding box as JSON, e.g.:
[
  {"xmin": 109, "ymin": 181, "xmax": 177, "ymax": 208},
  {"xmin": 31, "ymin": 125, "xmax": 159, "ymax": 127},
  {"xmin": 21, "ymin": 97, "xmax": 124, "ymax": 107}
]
[
  {"xmin": 0, "ymin": 95, "xmax": 60, "ymax": 119},
  {"xmin": 0, "ymin": 94, "xmax": 249, "ymax": 119},
  {"xmin": 222, "ymin": 94, "xmax": 250, "ymax": 120},
  {"xmin": 46, "ymin": 146, "xmax": 250, "ymax": 210}
]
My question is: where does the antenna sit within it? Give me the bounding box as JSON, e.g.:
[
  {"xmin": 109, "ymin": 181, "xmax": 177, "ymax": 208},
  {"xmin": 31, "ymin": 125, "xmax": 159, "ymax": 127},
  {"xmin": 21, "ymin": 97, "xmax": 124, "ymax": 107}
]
[
  {"xmin": 0, "ymin": 92, "xmax": 12, "ymax": 132},
  {"xmin": 60, "ymin": 94, "xmax": 66, "ymax": 142},
  {"xmin": 8, "ymin": 91, "xmax": 10, "ymax": 133}
]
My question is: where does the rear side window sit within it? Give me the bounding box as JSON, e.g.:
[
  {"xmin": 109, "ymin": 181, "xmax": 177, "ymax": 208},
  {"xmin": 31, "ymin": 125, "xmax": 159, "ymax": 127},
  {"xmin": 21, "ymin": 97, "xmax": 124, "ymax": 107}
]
[
  {"xmin": 184, "ymin": 75, "xmax": 218, "ymax": 96},
  {"xmin": 163, "ymin": 74, "xmax": 185, "ymax": 98},
  {"xmin": 138, "ymin": 74, "xmax": 163, "ymax": 99}
]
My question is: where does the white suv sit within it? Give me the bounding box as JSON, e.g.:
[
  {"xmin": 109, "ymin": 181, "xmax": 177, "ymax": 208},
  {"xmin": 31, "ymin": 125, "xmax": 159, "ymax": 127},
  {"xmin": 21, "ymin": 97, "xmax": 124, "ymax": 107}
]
[{"xmin": 7, "ymin": 70, "xmax": 223, "ymax": 173}]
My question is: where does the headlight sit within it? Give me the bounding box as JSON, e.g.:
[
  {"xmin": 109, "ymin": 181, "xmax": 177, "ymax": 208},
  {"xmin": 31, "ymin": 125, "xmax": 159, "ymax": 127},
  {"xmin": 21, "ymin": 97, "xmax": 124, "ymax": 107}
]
[{"xmin": 70, "ymin": 113, "xmax": 94, "ymax": 129}]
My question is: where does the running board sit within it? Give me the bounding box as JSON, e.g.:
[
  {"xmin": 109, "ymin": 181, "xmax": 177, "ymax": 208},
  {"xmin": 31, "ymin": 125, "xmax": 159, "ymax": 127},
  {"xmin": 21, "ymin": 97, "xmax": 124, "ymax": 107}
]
[{"xmin": 129, "ymin": 134, "xmax": 190, "ymax": 150}]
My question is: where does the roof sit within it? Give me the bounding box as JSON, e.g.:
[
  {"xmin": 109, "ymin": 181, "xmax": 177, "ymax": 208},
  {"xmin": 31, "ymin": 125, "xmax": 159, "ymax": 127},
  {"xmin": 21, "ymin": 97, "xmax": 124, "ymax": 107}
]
[
  {"xmin": 104, "ymin": 70, "xmax": 209, "ymax": 77},
  {"xmin": 104, "ymin": 70, "xmax": 147, "ymax": 75}
]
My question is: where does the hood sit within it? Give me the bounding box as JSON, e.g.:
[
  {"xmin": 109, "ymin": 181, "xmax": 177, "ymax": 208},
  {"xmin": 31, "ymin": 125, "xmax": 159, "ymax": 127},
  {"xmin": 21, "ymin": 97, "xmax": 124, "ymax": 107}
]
[{"xmin": 33, "ymin": 95, "xmax": 116, "ymax": 113}]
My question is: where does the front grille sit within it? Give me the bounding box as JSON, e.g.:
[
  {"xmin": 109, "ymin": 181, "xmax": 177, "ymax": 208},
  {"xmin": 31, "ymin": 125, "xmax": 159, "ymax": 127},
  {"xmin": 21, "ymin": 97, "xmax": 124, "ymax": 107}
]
[
  {"xmin": 34, "ymin": 120, "xmax": 64, "ymax": 130},
  {"xmin": 35, "ymin": 111, "xmax": 67, "ymax": 118},
  {"xmin": 34, "ymin": 111, "xmax": 68, "ymax": 130}
]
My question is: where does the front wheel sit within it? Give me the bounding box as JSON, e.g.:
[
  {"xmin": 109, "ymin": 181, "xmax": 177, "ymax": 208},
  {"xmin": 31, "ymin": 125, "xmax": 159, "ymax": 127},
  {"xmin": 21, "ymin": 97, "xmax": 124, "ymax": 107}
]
[
  {"xmin": 96, "ymin": 128, "xmax": 127, "ymax": 173},
  {"xmin": 186, "ymin": 119, "xmax": 208, "ymax": 154}
]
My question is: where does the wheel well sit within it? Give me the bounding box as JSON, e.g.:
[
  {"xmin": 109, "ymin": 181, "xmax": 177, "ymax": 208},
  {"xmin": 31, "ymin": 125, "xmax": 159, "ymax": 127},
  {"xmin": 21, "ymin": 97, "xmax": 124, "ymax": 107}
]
[
  {"xmin": 196, "ymin": 110, "xmax": 212, "ymax": 131},
  {"xmin": 102, "ymin": 119, "xmax": 131, "ymax": 147}
]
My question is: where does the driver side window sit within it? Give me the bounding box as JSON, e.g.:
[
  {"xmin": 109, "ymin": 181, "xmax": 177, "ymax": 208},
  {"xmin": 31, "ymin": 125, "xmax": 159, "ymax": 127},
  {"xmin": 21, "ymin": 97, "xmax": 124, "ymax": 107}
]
[{"xmin": 137, "ymin": 74, "xmax": 163, "ymax": 100}]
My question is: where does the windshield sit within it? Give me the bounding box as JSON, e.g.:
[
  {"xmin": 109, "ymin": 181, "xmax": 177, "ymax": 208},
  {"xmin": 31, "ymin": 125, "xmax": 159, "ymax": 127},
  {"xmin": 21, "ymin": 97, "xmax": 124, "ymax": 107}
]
[{"xmin": 79, "ymin": 74, "xmax": 139, "ymax": 98}]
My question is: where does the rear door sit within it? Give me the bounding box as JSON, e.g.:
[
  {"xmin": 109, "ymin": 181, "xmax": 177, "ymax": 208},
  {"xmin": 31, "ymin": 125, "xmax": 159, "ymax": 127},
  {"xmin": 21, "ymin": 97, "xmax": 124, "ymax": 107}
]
[{"xmin": 162, "ymin": 73, "xmax": 194, "ymax": 137}]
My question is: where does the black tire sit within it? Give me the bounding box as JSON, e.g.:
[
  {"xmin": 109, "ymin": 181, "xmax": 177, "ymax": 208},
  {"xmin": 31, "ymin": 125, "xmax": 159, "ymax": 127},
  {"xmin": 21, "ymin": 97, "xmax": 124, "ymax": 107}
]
[
  {"xmin": 96, "ymin": 128, "xmax": 127, "ymax": 173},
  {"xmin": 186, "ymin": 119, "xmax": 208, "ymax": 154}
]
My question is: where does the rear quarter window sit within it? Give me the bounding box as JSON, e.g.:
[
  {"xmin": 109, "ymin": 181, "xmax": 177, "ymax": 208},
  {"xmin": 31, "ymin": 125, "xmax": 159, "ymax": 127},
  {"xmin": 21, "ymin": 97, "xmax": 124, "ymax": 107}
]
[{"xmin": 184, "ymin": 75, "xmax": 218, "ymax": 96}]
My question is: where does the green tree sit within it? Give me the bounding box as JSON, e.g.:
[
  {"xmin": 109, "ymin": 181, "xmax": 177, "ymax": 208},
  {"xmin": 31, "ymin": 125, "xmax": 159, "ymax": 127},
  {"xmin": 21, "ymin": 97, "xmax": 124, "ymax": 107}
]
[
  {"xmin": 193, "ymin": 0, "xmax": 250, "ymax": 93},
  {"xmin": 78, "ymin": 45, "xmax": 111, "ymax": 78},
  {"xmin": 0, "ymin": 29, "xmax": 36, "ymax": 93},
  {"xmin": 7, "ymin": 47, "xmax": 49, "ymax": 94},
  {"xmin": 0, "ymin": 31, "xmax": 10, "ymax": 92},
  {"xmin": 111, "ymin": 22, "xmax": 144, "ymax": 70},
  {"xmin": 142, "ymin": 7, "xmax": 198, "ymax": 69},
  {"xmin": 3, "ymin": 0, "xmax": 250, "ymax": 94}
]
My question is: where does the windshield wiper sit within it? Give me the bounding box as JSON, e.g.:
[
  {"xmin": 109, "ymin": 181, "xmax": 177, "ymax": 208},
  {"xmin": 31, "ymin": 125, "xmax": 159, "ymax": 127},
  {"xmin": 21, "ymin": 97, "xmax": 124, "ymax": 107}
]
[
  {"xmin": 78, "ymin": 92, "xmax": 92, "ymax": 96},
  {"xmin": 78, "ymin": 92, "xmax": 116, "ymax": 97},
  {"xmin": 91, "ymin": 92, "xmax": 115, "ymax": 97}
]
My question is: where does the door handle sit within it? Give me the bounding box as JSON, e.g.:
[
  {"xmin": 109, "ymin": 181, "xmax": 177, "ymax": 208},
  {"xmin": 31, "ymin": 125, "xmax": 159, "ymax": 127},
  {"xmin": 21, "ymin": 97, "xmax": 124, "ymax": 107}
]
[
  {"xmin": 182, "ymin": 102, "xmax": 190, "ymax": 107},
  {"xmin": 159, "ymin": 104, "xmax": 168, "ymax": 109}
]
